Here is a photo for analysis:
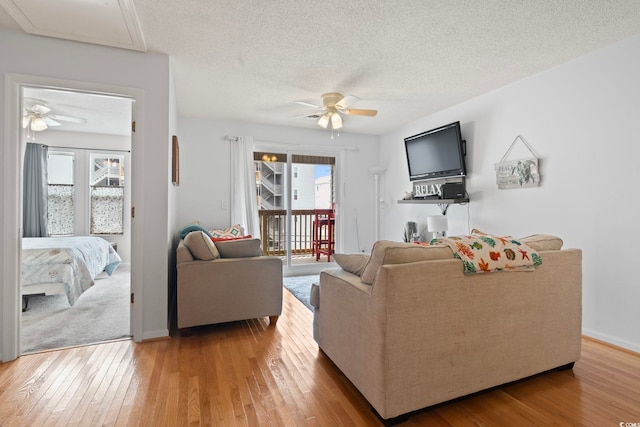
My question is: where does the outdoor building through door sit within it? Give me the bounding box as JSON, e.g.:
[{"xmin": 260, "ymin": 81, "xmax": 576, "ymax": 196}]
[{"xmin": 254, "ymin": 152, "xmax": 336, "ymax": 266}]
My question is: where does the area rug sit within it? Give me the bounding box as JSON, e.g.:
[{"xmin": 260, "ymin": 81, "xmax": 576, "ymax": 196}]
[
  {"xmin": 21, "ymin": 264, "xmax": 131, "ymax": 354},
  {"xmin": 283, "ymin": 274, "xmax": 319, "ymax": 311}
]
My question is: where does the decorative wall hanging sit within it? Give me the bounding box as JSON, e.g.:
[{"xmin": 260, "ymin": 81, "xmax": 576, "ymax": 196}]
[
  {"xmin": 172, "ymin": 135, "xmax": 180, "ymax": 185},
  {"xmin": 495, "ymin": 135, "xmax": 540, "ymax": 189}
]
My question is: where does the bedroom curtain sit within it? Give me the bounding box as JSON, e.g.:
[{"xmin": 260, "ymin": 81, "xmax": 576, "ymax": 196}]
[
  {"xmin": 23, "ymin": 142, "xmax": 49, "ymax": 237},
  {"xmin": 230, "ymin": 136, "xmax": 260, "ymax": 237}
]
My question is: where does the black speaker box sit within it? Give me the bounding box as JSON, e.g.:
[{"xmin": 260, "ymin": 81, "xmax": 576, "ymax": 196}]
[{"xmin": 442, "ymin": 182, "xmax": 465, "ymax": 199}]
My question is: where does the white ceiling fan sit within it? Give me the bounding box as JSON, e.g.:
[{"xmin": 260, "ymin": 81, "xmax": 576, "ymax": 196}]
[
  {"xmin": 295, "ymin": 93, "xmax": 378, "ymax": 134},
  {"xmin": 22, "ymin": 98, "xmax": 86, "ymax": 132}
]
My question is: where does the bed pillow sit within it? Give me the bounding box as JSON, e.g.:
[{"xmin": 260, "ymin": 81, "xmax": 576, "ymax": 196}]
[
  {"xmin": 179, "ymin": 224, "xmax": 212, "ymax": 239},
  {"xmin": 215, "ymin": 238, "xmax": 262, "ymax": 258},
  {"xmin": 183, "ymin": 231, "xmax": 220, "ymax": 260},
  {"xmin": 333, "ymin": 253, "xmax": 370, "ymax": 276}
]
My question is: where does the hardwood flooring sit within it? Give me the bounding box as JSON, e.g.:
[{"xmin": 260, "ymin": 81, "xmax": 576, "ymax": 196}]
[{"xmin": 1, "ymin": 289, "xmax": 639, "ymax": 426}]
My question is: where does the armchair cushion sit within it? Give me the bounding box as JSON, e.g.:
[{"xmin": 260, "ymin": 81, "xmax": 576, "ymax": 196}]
[
  {"xmin": 216, "ymin": 238, "xmax": 262, "ymax": 258},
  {"xmin": 184, "ymin": 231, "xmax": 220, "ymax": 260}
]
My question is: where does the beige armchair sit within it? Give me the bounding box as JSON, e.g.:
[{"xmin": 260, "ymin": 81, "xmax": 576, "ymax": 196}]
[{"xmin": 176, "ymin": 232, "xmax": 283, "ymax": 333}]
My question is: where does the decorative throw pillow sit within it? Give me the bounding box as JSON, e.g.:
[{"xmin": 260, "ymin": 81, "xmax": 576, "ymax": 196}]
[
  {"xmin": 209, "ymin": 224, "xmax": 244, "ymax": 239},
  {"xmin": 211, "ymin": 234, "xmax": 253, "ymax": 243},
  {"xmin": 183, "ymin": 231, "xmax": 220, "ymax": 260},
  {"xmin": 333, "ymin": 253, "xmax": 370, "ymax": 276},
  {"xmin": 360, "ymin": 240, "xmax": 454, "ymax": 285},
  {"xmin": 215, "ymin": 238, "xmax": 262, "ymax": 258},
  {"xmin": 179, "ymin": 224, "xmax": 212, "ymax": 239}
]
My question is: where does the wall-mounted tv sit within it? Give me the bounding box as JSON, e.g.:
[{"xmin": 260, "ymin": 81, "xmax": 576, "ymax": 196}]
[{"xmin": 404, "ymin": 121, "xmax": 466, "ymax": 181}]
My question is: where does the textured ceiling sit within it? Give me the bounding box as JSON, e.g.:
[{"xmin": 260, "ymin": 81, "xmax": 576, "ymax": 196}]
[{"xmin": 2, "ymin": 1, "xmax": 640, "ymax": 135}]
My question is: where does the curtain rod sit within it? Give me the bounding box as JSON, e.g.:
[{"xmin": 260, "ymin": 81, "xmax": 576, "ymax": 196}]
[
  {"xmin": 49, "ymin": 145, "xmax": 131, "ymax": 153},
  {"xmin": 223, "ymin": 135, "xmax": 359, "ymax": 151}
]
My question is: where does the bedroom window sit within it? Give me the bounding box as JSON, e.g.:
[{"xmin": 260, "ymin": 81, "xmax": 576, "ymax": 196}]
[
  {"xmin": 47, "ymin": 152, "xmax": 75, "ymax": 236},
  {"xmin": 90, "ymin": 153, "xmax": 125, "ymax": 235}
]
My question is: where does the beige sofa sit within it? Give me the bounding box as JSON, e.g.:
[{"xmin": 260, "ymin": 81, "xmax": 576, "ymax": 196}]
[
  {"xmin": 176, "ymin": 232, "xmax": 283, "ymax": 331},
  {"xmin": 312, "ymin": 235, "xmax": 582, "ymax": 422}
]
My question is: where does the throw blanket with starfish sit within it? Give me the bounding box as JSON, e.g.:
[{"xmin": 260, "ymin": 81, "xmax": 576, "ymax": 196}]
[{"xmin": 429, "ymin": 234, "xmax": 542, "ymax": 274}]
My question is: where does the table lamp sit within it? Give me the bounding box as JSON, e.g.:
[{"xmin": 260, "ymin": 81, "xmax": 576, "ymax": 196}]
[{"xmin": 427, "ymin": 215, "xmax": 448, "ymax": 238}]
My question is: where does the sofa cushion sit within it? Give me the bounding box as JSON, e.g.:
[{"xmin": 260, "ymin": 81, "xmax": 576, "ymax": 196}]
[
  {"xmin": 333, "ymin": 253, "xmax": 370, "ymax": 276},
  {"xmin": 215, "ymin": 238, "xmax": 262, "ymax": 258},
  {"xmin": 520, "ymin": 234, "xmax": 563, "ymax": 251},
  {"xmin": 183, "ymin": 231, "xmax": 220, "ymax": 260},
  {"xmin": 360, "ymin": 240, "xmax": 454, "ymax": 285},
  {"xmin": 179, "ymin": 223, "xmax": 212, "ymax": 239}
]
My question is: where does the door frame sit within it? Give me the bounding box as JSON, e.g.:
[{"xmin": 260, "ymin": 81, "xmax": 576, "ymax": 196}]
[
  {"xmin": 253, "ymin": 141, "xmax": 345, "ymax": 276},
  {"xmin": 2, "ymin": 73, "xmax": 143, "ymax": 361}
]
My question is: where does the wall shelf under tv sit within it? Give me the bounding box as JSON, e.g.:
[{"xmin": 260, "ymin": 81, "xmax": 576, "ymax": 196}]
[{"xmin": 397, "ymin": 197, "xmax": 469, "ymax": 205}]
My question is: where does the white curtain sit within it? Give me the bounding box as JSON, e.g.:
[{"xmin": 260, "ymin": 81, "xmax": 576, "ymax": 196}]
[{"xmin": 230, "ymin": 136, "xmax": 260, "ymax": 237}]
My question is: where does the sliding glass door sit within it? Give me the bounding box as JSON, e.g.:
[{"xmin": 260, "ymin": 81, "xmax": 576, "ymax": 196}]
[{"xmin": 254, "ymin": 149, "xmax": 338, "ymax": 273}]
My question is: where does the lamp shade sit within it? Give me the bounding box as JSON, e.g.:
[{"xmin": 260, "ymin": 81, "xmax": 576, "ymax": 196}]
[
  {"xmin": 331, "ymin": 112, "xmax": 343, "ymax": 129},
  {"xmin": 317, "ymin": 113, "xmax": 330, "ymax": 129},
  {"xmin": 31, "ymin": 117, "xmax": 48, "ymax": 131},
  {"xmin": 426, "ymin": 215, "xmax": 448, "ymax": 233}
]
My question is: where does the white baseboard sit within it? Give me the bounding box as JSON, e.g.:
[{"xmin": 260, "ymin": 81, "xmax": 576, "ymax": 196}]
[
  {"xmin": 582, "ymin": 328, "xmax": 640, "ymax": 353},
  {"xmin": 142, "ymin": 329, "xmax": 170, "ymax": 341}
]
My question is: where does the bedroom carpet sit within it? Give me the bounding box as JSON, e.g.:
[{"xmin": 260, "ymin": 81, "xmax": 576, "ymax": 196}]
[
  {"xmin": 21, "ymin": 264, "xmax": 131, "ymax": 354},
  {"xmin": 283, "ymin": 274, "xmax": 319, "ymax": 311}
]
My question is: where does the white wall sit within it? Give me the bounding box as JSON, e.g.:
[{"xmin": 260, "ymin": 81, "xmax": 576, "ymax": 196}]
[
  {"xmin": 176, "ymin": 118, "xmax": 379, "ymax": 254},
  {"xmin": 0, "ymin": 29, "xmax": 173, "ymax": 359},
  {"xmin": 380, "ymin": 33, "xmax": 640, "ymax": 352}
]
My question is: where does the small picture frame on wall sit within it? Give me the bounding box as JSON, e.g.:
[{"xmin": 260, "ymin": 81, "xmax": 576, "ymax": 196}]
[{"xmin": 172, "ymin": 135, "xmax": 180, "ymax": 186}]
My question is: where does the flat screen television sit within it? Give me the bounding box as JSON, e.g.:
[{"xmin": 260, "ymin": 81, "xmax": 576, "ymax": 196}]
[{"xmin": 404, "ymin": 121, "xmax": 466, "ymax": 181}]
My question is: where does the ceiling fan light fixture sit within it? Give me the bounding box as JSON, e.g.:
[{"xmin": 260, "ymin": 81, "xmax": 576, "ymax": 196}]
[
  {"xmin": 317, "ymin": 113, "xmax": 330, "ymax": 129},
  {"xmin": 331, "ymin": 112, "xmax": 342, "ymax": 129},
  {"xmin": 31, "ymin": 117, "xmax": 48, "ymax": 131}
]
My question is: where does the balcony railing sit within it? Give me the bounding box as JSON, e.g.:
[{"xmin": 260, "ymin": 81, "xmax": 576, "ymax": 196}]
[{"xmin": 259, "ymin": 209, "xmax": 325, "ymax": 257}]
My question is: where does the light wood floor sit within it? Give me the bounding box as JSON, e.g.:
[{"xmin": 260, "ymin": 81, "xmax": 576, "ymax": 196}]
[{"xmin": 1, "ymin": 290, "xmax": 639, "ymax": 426}]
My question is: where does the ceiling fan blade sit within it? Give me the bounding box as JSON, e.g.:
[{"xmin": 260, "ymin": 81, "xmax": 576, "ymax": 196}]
[
  {"xmin": 31, "ymin": 104, "xmax": 51, "ymax": 115},
  {"xmin": 335, "ymin": 94, "xmax": 359, "ymax": 110},
  {"xmin": 50, "ymin": 114, "xmax": 87, "ymax": 124},
  {"xmin": 342, "ymin": 108, "xmax": 378, "ymax": 117},
  {"xmin": 295, "ymin": 101, "xmax": 322, "ymax": 109},
  {"xmin": 296, "ymin": 111, "xmax": 323, "ymax": 119},
  {"xmin": 43, "ymin": 117, "xmax": 61, "ymax": 127},
  {"xmin": 24, "ymin": 97, "xmax": 48, "ymax": 107}
]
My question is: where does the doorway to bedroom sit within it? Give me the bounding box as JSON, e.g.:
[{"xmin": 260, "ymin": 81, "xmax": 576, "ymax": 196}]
[{"xmin": 19, "ymin": 86, "xmax": 133, "ymax": 354}]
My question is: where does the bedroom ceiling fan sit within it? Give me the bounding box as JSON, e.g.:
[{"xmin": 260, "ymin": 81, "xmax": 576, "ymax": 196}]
[
  {"xmin": 295, "ymin": 93, "xmax": 377, "ymax": 137},
  {"xmin": 22, "ymin": 98, "xmax": 86, "ymax": 132}
]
